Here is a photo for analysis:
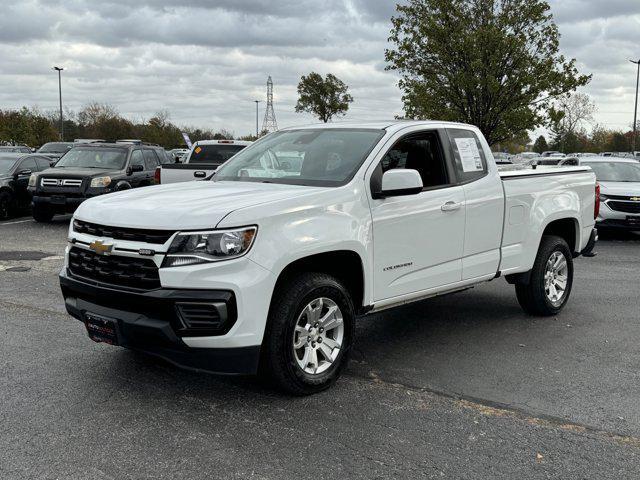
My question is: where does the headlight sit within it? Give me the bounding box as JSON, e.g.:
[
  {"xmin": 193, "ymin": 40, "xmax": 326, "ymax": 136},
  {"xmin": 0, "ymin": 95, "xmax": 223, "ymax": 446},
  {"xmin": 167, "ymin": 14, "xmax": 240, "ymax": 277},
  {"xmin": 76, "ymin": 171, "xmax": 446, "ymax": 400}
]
[
  {"xmin": 28, "ymin": 174, "xmax": 37, "ymax": 187},
  {"xmin": 90, "ymin": 176, "xmax": 111, "ymax": 187},
  {"xmin": 163, "ymin": 226, "xmax": 257, "ymax": 267},
  {"xmin": 599, "ymin": 194, "xmax": 608, "ymax": 201}
]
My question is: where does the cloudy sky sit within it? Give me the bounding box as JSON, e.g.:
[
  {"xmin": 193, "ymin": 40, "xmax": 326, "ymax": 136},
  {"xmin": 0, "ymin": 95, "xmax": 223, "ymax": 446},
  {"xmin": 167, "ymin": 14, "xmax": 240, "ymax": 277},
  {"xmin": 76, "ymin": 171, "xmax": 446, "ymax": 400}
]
[{"xmin": 0, "ymin": 0, "xmax": 639, "ymax": 138}]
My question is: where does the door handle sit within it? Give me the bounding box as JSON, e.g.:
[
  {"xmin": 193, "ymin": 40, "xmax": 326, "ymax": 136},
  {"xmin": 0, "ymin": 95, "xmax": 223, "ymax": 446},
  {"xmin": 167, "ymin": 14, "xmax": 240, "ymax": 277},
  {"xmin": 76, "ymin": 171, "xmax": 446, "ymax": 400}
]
[
  {"xmin": 441, "ymin": 201, "xmax": 462, "ymax": 212},
  {"xmin": 193, "ymin": 171, "xmax": 206, "ymax": 178}
]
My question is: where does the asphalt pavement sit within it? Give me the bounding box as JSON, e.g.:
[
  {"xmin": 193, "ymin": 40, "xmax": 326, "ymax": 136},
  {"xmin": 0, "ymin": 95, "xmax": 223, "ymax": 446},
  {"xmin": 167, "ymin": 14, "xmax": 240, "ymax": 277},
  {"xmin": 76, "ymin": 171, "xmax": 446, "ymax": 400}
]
[{"xmin": 2, "ymin": 215, "xmax": 640, "ymax": 479}]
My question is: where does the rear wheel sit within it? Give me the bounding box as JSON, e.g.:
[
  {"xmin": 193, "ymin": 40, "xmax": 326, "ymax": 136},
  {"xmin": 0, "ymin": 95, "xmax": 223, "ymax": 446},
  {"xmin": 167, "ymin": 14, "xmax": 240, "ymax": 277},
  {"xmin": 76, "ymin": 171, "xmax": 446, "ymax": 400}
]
[
  {"xmin": 515, "ymin": 235, "xmax": 573, "ymax": 316},
  {"xmin": 261, "ymin": 272, "xmax": 354, "ymax": 395},
  {"xmin": 32, "ymin": 205, "xmax": 54, "ymax": 223}
]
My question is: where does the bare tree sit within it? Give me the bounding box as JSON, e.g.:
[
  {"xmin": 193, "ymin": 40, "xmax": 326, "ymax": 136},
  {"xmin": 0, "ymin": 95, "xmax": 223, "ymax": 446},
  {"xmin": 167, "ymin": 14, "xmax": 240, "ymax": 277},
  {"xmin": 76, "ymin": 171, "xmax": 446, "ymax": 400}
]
[{"xmin": 555, "ymin": 93, "xmax": 596, "ymax": 135}]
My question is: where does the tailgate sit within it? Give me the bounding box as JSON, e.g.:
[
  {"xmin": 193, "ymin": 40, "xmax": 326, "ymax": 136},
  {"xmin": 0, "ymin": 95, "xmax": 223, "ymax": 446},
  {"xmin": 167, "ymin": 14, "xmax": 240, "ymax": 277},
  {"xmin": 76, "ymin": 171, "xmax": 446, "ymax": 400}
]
[{"xmin": 159, "ymin": 164, "xmax": 218, "ymax": 184}]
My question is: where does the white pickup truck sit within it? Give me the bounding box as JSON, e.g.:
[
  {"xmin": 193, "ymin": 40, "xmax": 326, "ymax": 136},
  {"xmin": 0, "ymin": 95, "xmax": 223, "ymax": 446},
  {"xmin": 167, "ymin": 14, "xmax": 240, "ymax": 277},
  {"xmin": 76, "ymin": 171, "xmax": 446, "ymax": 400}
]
[
  {"xmin": 60, "ymin": 121, "xmax": 598, "ymax": 395},
  {"xmin": 157, "ymin": 139, "xmax": 252, "ymax": 184}
]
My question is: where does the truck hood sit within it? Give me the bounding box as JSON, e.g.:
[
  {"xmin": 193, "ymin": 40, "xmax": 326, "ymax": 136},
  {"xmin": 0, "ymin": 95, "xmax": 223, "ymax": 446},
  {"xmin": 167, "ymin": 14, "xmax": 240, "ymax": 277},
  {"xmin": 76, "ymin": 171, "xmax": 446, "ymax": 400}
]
[
  {"xmin": 74, "ymin": 180, "xmax": 324, "ymax": 230},
  {"xmin": 599, "ymin": 181, "xmax": 640, "ymax": 197}
]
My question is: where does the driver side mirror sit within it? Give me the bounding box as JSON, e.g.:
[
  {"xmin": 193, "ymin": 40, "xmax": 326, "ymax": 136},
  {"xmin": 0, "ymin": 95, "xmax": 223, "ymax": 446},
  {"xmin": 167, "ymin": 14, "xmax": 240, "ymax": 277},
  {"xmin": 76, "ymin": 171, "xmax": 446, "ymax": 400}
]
[
  {"xmin": 373, "ymin": 169, "xmax": 423, "ymax": 199},
  {"xmin": 16, "ymin": 169, "xmax": 32, "ymax": 178},
  {"xmin": 127, "ymin": 164, "xmax": 144, "ymax": 175}
]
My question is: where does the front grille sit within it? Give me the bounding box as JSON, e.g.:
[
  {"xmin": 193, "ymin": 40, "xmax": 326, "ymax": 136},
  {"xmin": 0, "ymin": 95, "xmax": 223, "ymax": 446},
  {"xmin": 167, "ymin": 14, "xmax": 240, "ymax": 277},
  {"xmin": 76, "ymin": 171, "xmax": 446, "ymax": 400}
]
[
  {"xmin": 68, "ymin": 247, "xmax": 160, "ymax": 290},
  {"xmin": 41, "ymin": 178, "xmax": 82, "ymax": 187},
  {"xmin": 607, "ymin": 201, "xmax": 640, "ymax": 214},
  {"xmin": 73, "ymin": 220, "xmax": 175, "ymax": 244}
]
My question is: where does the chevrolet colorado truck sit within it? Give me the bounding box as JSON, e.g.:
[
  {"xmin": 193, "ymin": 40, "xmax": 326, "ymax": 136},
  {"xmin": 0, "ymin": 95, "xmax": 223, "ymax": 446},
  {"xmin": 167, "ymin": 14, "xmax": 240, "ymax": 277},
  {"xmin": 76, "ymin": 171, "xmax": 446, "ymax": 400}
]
[
  {"xmin": 60, "ymin": 121, "xmax": 598, "ymax": 395},
  {"xmin": 158, "ymin": 139, "xmax": 251, "ymax": 184}
]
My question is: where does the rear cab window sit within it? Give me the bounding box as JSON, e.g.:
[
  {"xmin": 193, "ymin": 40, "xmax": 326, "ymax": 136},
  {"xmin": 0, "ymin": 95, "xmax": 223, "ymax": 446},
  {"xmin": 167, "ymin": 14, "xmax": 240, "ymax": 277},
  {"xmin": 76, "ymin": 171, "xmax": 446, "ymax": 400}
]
[
  {"xmin": 446, "ymin": 129, "xmax": 488, "ymax": 183},
  {"xmin": 189, "ymin": 144, "xmax": 246, "ymax": 165}
]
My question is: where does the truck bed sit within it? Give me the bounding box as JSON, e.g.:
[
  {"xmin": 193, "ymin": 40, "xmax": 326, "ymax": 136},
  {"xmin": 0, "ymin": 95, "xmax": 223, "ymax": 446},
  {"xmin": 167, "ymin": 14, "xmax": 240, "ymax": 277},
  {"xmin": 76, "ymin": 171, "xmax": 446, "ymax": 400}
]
[{"xmin": 498, "ymin": 164, "xmax": 596, "ymax": 276}]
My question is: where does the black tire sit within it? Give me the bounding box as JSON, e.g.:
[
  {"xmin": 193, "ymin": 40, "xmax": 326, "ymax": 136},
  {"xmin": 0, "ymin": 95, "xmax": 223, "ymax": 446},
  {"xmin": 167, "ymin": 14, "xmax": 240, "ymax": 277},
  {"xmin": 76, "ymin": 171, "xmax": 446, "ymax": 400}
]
[
  {"xmin": 261, "ymin": 272, "xmax": 355, "ymax": 395},
  {"xmin": 515, "ymin": 235, "xmax": 574, "ymax": 316},
  {"xmin": 32, "ymin": 205, "xmax": 54, "ymax": 223},
  {"xmin": 0, "ymin": 191, "xmax": 13, "ymax": 220}
]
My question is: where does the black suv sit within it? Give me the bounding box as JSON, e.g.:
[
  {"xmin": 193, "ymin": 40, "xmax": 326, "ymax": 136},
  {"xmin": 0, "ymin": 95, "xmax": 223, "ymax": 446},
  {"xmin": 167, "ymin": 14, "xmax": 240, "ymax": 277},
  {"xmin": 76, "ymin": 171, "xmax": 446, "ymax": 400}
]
[{"xmin": 29, "ymin": 142, "xmax": 164, "ymax": 222}]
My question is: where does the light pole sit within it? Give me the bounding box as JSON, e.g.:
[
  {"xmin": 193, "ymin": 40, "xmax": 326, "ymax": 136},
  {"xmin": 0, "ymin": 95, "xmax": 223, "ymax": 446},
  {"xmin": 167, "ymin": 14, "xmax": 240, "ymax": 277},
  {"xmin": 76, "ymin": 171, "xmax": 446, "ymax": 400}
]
[
  {"xmin": 631, "ymin": 59, "xmax": 640, "ymax": 153},
  {"xmin": 53, "ymin": 66, "xmax": 64, "ymax": 140},
  {"xmin": 254, "ymin": 100, "xmax": 261, "ymax": 137}
]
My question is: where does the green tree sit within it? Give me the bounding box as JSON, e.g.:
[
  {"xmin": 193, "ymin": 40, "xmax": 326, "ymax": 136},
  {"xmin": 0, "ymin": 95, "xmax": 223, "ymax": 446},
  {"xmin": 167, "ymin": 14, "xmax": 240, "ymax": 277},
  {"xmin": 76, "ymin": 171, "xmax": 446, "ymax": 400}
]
[
  {"xmin": 385, "ymin": 0, "xmax": 591, "ymax": 145},
  {"xmin": 532, "ymin": 135, "xmax": 548, "ymax": 153},
  {"xmin": 295, "ymin": 72, "xmax": 353, "ymax": 122},
  {"xmin": 607, "ymin": 132, "xmax": 629, "ymax": 152}
]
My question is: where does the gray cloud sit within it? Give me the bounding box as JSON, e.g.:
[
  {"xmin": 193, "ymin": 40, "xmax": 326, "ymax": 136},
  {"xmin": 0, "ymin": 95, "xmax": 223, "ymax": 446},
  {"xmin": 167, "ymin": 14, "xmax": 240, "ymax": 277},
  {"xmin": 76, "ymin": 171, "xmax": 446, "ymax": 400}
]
[{"xmin": 0, "ymin": 0, "xmax": 639, "ymax": 136}]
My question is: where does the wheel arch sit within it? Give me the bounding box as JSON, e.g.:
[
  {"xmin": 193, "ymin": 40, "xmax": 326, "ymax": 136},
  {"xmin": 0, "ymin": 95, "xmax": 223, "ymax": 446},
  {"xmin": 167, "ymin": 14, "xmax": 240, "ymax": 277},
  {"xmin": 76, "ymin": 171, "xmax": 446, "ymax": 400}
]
[
  {"xmin": 270, "ymin": 250, "xmax": 367, "ymax": 315},
  {"xmin": 540, "ymin": 216, "xmax": 580, "ymax": 255}
]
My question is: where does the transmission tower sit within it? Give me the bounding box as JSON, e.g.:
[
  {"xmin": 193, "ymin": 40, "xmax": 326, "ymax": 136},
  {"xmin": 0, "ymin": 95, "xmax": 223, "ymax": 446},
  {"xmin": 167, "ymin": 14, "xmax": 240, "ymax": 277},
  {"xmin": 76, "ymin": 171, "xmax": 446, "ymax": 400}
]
[{"xmin": 261, "ymin": 76, "xmax": 278, "ymax": 133}]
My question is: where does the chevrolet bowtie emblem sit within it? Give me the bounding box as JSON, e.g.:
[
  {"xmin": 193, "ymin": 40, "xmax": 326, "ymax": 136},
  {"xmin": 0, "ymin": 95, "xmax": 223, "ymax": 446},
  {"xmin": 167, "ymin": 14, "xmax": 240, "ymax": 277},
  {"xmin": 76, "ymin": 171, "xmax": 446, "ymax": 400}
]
[
  {"xmin": 89, "ymin": 240, "xmax": 114, "ymax": 256},
  {"xmin": 630, "ymin": 197, "xmax": 640, "ymax": 201}
]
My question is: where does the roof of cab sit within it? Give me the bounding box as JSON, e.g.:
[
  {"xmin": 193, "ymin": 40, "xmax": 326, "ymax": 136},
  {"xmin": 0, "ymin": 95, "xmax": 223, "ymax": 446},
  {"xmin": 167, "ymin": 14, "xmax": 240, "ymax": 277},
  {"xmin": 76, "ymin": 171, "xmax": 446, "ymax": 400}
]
[{"xmin": 280, "ymin": 120, "xmax": 477, "ymax": 134}]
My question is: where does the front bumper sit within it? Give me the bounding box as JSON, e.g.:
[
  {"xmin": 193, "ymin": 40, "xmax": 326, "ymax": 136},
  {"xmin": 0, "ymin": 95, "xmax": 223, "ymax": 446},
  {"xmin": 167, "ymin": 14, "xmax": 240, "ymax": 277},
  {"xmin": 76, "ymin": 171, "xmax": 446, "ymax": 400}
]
[
  {"xmin": 33, "ymin": 194, "xmax": 86, "ymax": 213},
  {"xmin": 596, "ymin": 218, "xmax": 640, "ymax": 230},
  {"xmin": 60, "ymin": 270, "xmax": 261, "ymax": 375}
]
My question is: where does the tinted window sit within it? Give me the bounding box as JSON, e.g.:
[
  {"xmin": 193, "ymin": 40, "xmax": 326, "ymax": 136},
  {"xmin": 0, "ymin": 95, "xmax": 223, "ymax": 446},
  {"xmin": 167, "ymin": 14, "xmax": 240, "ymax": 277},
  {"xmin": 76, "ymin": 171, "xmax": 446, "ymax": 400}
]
[
  {"xmin": 38, "ymin": 142, "xmax": 73, "ymax": 154},
  {"xmin": 35, "ymin": 157, "xmax": 52, "ymax": 171},
  {"xmin": 378, "ymin": 131, "xmax": 449, "ymax": 188},
  {"xmin": 55, "ymin": 148, "xmax": 127, "ymax": 169},
  {"xmin": 446, "ymin": 129, "xmax": 488, "ymax": 183},
  {"xmin": 190, "ymin": 144, "xmax": 246, "ymax": 165},
  {"xmin": 18, "ymin": 158, "xmax": 37, "ymax": 173},
  {"xmin": 129, "ymin": 150, "xmax": 144, "ymax": 168},
  {"xmin": 143, "ymin": 150, "xmax": 159, "ymax": 170}
]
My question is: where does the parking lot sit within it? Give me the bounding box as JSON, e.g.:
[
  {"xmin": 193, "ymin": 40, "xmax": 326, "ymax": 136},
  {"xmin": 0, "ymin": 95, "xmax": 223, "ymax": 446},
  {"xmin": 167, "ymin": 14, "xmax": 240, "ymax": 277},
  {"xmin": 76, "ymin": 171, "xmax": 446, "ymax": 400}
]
[{"xmin": 2, "ymin": 215, "xmax": 640, "ymax": 479}]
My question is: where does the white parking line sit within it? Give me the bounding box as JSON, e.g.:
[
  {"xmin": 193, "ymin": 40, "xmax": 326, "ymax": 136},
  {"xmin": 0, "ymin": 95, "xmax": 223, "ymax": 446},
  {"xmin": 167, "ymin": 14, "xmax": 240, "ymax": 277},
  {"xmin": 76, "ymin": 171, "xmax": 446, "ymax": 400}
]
[{"xmin": 0, "ymin": 219, "xmax": 33, "ymax": 226}]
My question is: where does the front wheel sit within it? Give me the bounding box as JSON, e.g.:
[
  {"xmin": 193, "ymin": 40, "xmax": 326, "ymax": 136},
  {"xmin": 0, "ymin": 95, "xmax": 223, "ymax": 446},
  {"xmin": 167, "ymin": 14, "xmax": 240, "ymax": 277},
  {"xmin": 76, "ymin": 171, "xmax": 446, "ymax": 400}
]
[
  {"xmin": 515, "ymin": 235, "xmax": 574, "ymax": 316},
  {"xmin": 261, "ymin": 272, "xmax": 355, "ymax": 395}
]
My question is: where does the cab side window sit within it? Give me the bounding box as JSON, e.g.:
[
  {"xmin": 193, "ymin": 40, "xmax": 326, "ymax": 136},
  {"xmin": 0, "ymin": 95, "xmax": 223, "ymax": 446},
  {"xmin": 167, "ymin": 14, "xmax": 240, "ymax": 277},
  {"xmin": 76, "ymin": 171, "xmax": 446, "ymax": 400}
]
[
  {"xmin": 35, "ymin": 157, "xmax": 51, "ymax": 171},
  {"xmin": 143, "ymin": 150, "xmax": 159, "ymax": 171},
  {"xmin": 379, "ymin": 130, "xmax": 449, "ymax": 189},
  {"xmin": 18, "ymin": 158, "xmax": 37, "ymax": 173},
  {"xmin": 129, "ymin": 150, "xmax": 144, "ymax": 169},
  {"xmin": 446, "ymin": 129, "xmax": 488, "ymax": 183}
]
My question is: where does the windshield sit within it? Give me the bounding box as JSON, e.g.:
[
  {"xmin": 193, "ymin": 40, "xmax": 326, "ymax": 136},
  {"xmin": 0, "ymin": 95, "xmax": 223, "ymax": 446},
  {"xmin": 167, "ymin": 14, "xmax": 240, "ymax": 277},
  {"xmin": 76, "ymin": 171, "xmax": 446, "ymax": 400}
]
[
  {"xmin": 214, "ymin": 129, "xmax": 385, "ymax": 187},
  {"xmin": 39, "ymin": 142, "xmax": 73, "ymax": 154},
  {"xmin": 189, "ymin": 144, "xmax": 246, "ymax": 165},
  {"xmin": 583, "ymin": 162, "xmax": 640, "ymax": 182},
  {"xmin": 55, "ymin": 148, "xmax": 127, "ymax": 169},
  {"xmin": 0, "ymin": 159, "xmax": 18, "ymax": 174}
]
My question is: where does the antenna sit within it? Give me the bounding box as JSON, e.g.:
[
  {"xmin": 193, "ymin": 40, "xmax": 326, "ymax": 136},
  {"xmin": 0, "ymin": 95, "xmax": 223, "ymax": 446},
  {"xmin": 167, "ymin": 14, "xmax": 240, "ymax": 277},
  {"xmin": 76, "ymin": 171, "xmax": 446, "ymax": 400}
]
[{"xmin": 261, "ymin": 76, "xmax": 278, "ymax": 133}]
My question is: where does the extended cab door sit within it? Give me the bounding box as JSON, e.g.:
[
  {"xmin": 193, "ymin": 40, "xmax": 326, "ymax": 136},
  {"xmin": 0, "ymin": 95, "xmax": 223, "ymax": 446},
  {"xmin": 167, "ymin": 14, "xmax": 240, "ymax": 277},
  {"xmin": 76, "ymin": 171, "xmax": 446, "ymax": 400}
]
[
  {"xmin": 445, "ymin": 128, "xmax": 504, "ymax": 280},
  {"xmin": 369, "ymin": 129, "xmax": 466, "ymax": 301}
]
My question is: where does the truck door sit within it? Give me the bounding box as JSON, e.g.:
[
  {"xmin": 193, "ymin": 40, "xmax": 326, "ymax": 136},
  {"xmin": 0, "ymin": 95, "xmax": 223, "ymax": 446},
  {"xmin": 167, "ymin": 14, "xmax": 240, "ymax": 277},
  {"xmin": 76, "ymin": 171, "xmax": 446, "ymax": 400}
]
[
  {"xmin": 369, "ymin": 129, "xmax": 465, "ymax": 301},
  {"xmin": 445, "ymin": 128, "xmax": 504, "ymax": 280}
]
